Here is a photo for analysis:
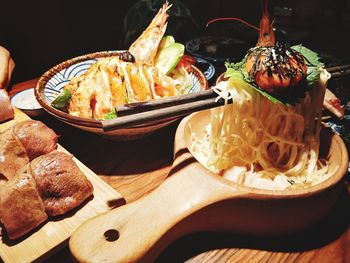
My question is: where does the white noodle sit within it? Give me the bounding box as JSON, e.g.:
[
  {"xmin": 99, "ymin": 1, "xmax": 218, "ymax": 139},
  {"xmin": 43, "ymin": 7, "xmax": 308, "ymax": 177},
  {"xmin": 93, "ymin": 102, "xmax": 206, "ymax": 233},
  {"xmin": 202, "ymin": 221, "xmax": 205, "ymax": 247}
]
[{"xmin": 190, "ymin": 70, "xmax": 335, "ymax": 190}]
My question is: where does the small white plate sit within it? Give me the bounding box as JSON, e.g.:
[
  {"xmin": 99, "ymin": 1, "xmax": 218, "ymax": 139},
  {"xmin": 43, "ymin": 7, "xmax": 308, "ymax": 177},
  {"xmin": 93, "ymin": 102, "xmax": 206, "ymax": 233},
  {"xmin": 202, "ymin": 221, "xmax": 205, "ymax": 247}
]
[{"xmin": 11, "ymin": 88, "xmax": 44, "ymax": 117}]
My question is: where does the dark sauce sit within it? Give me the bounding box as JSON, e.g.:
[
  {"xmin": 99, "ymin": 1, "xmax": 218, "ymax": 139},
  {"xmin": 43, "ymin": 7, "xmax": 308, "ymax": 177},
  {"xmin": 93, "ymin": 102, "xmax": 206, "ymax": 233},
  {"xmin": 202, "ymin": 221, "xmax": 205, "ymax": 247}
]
[{"xmin": 119, "ymin": 51, "xmax": 135, "ymax": 63}]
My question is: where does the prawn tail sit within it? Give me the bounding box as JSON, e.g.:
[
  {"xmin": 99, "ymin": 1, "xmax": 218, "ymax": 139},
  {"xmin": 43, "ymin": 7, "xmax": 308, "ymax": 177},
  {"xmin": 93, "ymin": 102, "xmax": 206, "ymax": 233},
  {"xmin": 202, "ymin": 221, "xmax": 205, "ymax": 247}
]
[
  {"xmin": 128, "ymin": 1, "xmax": 170, "ymax": 64},
  {"xmin": 150, "ymin": 1, "xmax": 170, "ymax": 28}
]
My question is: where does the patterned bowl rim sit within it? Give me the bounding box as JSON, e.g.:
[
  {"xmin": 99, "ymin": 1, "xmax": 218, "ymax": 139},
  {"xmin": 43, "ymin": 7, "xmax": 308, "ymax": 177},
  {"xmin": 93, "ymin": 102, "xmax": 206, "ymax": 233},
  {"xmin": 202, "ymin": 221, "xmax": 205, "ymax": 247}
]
[{"xmin": 35, "ymin": 50, "xmax": 208, "ymax": 129}]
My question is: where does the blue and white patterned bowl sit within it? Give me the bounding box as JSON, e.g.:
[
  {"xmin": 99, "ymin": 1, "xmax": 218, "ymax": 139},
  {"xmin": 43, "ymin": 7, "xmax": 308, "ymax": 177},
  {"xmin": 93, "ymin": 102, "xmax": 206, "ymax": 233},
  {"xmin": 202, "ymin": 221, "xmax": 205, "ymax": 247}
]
[{"xmin": 35, "ymin": 51, "xmax": 208, "ymax": 140}]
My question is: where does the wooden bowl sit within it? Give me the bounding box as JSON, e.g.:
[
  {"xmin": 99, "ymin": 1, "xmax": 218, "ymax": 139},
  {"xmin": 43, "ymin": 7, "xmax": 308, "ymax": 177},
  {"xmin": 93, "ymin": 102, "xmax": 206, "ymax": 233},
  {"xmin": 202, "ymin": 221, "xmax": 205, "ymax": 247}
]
[
  {"xmin": 69, "ymin": 110, "xmax": 348, "ymax": 262},
  {"xmin": 35, "ymin": 51, "xmax": 208, "ymax": 140}
]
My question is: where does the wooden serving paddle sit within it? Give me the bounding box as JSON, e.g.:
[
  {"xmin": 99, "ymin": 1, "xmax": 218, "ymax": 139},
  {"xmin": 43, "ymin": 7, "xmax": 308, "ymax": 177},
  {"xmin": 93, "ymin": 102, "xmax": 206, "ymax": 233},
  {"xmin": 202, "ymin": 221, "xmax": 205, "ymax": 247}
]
[{"xmin": 69, "ymin": 111, "xmax": 348, "ymax": 263}]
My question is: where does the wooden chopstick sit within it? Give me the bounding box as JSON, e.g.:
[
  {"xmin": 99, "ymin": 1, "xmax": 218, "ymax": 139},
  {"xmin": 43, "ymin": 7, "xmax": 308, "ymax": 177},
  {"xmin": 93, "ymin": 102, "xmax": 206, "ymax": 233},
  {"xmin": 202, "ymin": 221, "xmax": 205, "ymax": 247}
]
[
  {"xmin": 327, "ymin": 64, "xmax": 350, "ymax": 78},
  {"xmin": 326, "ymin": 64, "xmax": 350, "ymax": 73},
  {"xmin": 114, "ymin": 65, "xmax": 349, "ymax": 117},
  {"xmin": 102, "ymin": 65, "xmax": 350, "ymax": 130},
  {"xmin": 102, "ymin": 95, "xmax": 228, "ymax": 130},
  {"xmin": 330, "ymin": 69, "xmax": 350, "ymax": 78},
  {"xmin": 116, "ymin": 89, "xmax": 216, "ymax": 117},
  {"xmin": 115, "ymin": 64, "xmax": 349, "ymax": 108},
  {"xmin": 102, "ymin": 86, "xmax": 345, "ymax": 130}
]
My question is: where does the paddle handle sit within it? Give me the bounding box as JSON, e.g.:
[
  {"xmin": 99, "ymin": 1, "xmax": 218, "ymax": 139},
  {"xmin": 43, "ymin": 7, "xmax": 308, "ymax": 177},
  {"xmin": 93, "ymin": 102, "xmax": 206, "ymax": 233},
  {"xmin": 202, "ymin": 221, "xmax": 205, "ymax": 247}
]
[{"xmin": 69, "ymin": 154, "xmax": 239, "ymax": 263}]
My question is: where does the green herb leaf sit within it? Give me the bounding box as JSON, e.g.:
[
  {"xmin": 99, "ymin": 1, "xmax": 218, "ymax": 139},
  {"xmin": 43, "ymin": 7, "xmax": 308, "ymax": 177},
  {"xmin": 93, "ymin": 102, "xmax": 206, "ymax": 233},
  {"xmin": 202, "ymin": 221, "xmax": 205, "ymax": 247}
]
[
  {"xmin": 291, "ymin": 45, "xmax": 324, "ymax": 68},
  {"xmin": 224, "ymin": 44, "xmax": 324, "ymax": 106},
  {"xmin": 51, "ymin": 89, "xmax": 71, "ymax": 110},
  {"xmin": 291, "ymin": 44, "xmax": 324, "ymax": 89},
  {"xmin": 224, "ymin": 60, "xmax": 288, "ymax": 106},
  {"xmin": 104, "ymin": 108, "xmax": 117, "ymax": 120}
]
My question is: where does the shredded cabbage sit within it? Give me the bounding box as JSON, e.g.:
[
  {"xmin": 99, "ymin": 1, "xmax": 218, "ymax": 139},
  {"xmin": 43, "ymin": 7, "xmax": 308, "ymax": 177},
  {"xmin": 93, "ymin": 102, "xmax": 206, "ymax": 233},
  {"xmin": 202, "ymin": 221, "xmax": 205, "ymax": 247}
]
[{"xmin": 169, "ymin": 67, "xmax": 193, "ymax": 94}]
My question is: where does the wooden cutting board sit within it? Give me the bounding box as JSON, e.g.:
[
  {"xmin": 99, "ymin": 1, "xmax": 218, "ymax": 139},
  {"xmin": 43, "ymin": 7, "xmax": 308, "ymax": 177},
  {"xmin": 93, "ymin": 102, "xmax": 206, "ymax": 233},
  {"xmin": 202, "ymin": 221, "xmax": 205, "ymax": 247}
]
[{"xmin": 0, "ymin": 108, "xmax": 124, "ymax": 263}]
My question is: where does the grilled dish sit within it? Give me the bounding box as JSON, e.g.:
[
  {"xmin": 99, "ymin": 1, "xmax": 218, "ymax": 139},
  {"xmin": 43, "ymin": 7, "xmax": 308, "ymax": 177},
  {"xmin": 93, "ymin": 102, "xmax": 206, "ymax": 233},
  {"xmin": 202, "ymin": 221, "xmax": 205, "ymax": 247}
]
[
  {"xmin": 0, "ymin": 120, "xmax": 93, "ymax": 240},
  {"xmin": 0, "ymin": 120, "xmax": 58, "ymax": 182},
  {"xmin": 52, "ymin": 2, "xmax": 194, "ymax": 120},
  {"xmin": 0, "ymin": 151, "xmax": 93, "ymax": 240},
  {"xmin": 191, "ymin": 0, "xmax": 332, "ymax": 191}
]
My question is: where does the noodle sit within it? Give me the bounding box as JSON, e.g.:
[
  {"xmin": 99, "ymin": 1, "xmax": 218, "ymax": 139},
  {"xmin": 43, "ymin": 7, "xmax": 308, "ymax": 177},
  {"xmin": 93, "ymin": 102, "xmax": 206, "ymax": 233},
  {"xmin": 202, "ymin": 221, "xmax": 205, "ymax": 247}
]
[{"xmin": 190, "ymin": 69, "xmax": 333, "ymax": 190}]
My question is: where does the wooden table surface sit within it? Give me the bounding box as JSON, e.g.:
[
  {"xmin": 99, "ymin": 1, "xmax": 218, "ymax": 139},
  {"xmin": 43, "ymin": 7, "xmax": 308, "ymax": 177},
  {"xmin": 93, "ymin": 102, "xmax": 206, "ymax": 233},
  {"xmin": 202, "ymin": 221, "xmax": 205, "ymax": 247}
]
[{"xmin": 8, "ymin": 79, "xmax": 350, "ymax": 263}]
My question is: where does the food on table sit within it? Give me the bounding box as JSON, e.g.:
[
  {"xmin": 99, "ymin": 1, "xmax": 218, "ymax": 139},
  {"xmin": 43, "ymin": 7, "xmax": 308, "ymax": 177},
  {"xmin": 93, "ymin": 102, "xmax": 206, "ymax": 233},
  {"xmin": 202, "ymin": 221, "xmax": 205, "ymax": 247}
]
[
  {"xmin": 191, "ymin": 0, "xmax": 332, "ymax": 190},
  {"xmin": 52, "ymin": 1, "xmax": 193, "ymax": 120},
  {"xmin": 0, "ymin": 119, "xmax": 93, "ymax": 240},
  {"xmin": 0, "ymin": 165, "xmax": 48, "ymax": 240},
  {"xmin": 154, "ymin": 42, "xmax": 184, "ymax": 75},
  {"xmin": 12, "ymin": 120, "xmax": 58, "ymax": 160},
  {"xmin": 0, "ymin": 89, "xmax": 14, "ymax": 122},
  {"xmin": 0, "ymin": 120, "xmax": 58, "ymax": 182},
  {"xmin": 129, "ymin": 3, "xmax": 169, "ymax": 65},
  {"xmin": 0, "ymin": 151, "xmax": 93, "ymax": 239},
  {"xmin": 0, "ymin": 127, "xmax": 28, "ymax": 183},
  {"xmin": 30, "ymin": 151, "xmax": 93, "ymax": 216},
  {"xmin": 245, "ymin": 21, "xmax": 307, "ymax": 95}
]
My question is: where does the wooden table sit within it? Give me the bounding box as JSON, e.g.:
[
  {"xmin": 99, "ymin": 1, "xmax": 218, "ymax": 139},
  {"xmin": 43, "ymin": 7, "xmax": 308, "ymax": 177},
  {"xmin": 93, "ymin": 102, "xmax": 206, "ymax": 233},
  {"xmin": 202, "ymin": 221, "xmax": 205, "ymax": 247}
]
[{"xmin": 8, "ymin": 79, "xmax": 350, "ymax": 263}]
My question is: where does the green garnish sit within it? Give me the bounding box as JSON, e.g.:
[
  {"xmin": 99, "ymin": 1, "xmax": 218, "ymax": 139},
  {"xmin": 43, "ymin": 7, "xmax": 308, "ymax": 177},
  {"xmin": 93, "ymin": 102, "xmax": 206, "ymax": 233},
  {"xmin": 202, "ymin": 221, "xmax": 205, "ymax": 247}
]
[
  {"xmin": 291, "ymin": 45, "xmax": 324, "ymax": 90},
  {"xmin": 224, "ymin": 44, "xmax": 324, "ymax": 106},
  {"xmin": 225, "ymin": 60, "xmax": 288, "ymax": 106},
  {"xmin": 104, "ymin": 108, "xmax": 117, "ymax": 120},
  {"xmin": 291, "ymin": 45, "xmax": 324, "ymax": 68},
  {"xmin": 159, "ymin": 35, "xmax": 175, "ymax": 50},
  {"xmin": 155, "ymin": 42, "xmax": 185, "ymax": 75},
  {"xmin": 51, "ymin": 89, "xmax": 71, "ymax": 111}
]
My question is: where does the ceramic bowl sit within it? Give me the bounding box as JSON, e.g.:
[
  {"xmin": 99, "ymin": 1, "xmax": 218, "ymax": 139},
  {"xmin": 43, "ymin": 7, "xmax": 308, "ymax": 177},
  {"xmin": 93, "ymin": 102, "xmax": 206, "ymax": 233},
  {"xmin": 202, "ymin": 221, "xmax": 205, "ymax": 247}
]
[
  {"xmin": 193, "ymin": 57, "xmax": 215, "ymax": 82},
  {"xmin": 11, "ymin": 88, "xmax": 44, "ymax": 117},
  {"xmin": 35, "ymin": 51, "xmax": 208, "ymax": 140}
]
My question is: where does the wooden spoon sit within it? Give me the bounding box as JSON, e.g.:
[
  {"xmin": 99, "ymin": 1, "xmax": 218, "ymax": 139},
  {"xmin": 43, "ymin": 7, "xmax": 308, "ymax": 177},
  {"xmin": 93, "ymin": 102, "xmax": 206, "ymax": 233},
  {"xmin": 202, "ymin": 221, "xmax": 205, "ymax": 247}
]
[{"xmin": 69, "ymin": 110, "xmax": 348, "ymax": 263}]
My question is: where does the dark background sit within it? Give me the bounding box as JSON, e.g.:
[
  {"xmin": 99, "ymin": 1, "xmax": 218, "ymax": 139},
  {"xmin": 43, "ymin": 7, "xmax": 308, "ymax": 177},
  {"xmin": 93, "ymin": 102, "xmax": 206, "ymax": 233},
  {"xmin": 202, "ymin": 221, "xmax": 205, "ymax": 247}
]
[{"xmin": 1, "ymin": 0, "xmax": 350, "ymax": 85}]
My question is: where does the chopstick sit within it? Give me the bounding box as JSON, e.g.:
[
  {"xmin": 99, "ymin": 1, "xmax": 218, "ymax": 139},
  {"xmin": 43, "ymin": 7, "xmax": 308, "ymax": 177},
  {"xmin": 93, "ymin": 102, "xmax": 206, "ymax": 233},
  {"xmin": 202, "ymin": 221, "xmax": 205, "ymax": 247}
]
[
  {"xmin": 115, "ymin": 89, "xmax": 216, "ymax": 117},
  {"xmin": 102, "ymin": 65, "xmax": 350, "ymax": 130},
  {"xmin": 327, "ymin": 64, "xmax": 350, "ymax": 78},
  {"xmin": 102, "ymin": 93, "xmax": 228, "ymax": 130},
  {"xmin": 329, "ymin": 70, "xmax": 350, "ymax": 78},
  {"xmin": 326, "ymin": 64, "xmax": 350, "ymax": 73}
]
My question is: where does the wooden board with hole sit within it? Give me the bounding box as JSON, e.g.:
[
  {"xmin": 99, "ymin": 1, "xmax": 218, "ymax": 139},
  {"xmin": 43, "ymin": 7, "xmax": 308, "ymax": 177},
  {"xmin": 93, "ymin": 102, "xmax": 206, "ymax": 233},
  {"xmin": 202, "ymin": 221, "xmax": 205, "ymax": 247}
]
[{"xmin": 0, "ymin": 108, "xmax": 124, "ymax": 263}]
